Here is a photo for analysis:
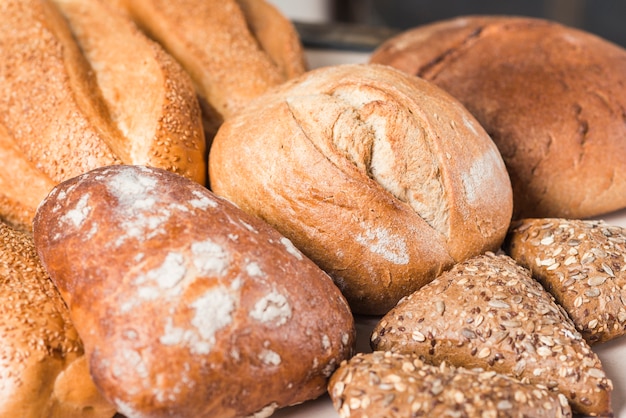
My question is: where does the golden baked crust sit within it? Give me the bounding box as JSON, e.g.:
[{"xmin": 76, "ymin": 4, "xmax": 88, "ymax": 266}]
[
  {"xmin": 0, "ymin": 0, "xmax": 206, "ymax": 230},
  {"xmin": 506, "ymin": 218, "xmax": 626, "ymax": 344},
  {"xmin": 0, "ymin": 221, "xmax": 115, "ymax": 418},
  {"xmin": 209, "ymin": 63, "xmax": 513, "ymax": 315},
  {"xmin": 370, "ymin": 15, "xmax": 626, "ymax": 219},
  {"xmin": 371, "ymin": 252, "xmax": 612, "ymax": 416},
  {"xmin": 112, "ymin": 0, "xmax": 307, "ymax": 137},
  {"xmin": 33, "ymin": 165, "xmax": 355, "ymax": 418}
]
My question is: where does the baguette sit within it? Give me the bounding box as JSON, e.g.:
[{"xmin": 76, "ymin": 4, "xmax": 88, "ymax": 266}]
[
  {"xmin": 33, "ymin": 165, "xmax": 355, "ymax": 418},
  {"xmin": 0, "ymin": 221, "xmax": 115, "ymax": 417},
  {"xmin": 0, "ymin": 0, "xmax": 205, "ymax": 230}
]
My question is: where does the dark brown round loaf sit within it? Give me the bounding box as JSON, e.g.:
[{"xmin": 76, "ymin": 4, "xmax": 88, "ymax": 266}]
[
  {"xmin": 33, "ymin": 165, "xmax": 355, "ymax": 418},
  {"xmin": 371, "ymin": 15, "xmax": 626, "ymax": 219}
]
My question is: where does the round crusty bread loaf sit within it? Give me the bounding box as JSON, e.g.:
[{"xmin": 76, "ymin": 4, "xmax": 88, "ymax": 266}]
[
  {"xmin": 33, "ymin": 165, "xmax": 355, "ymax": 418},
  {"xmin": 370, "ymin": 15, "xmax": 626, "ymax": 219},
  {"xmin": 0, "ymin": 0, "xmax": 206, "ymax": 231},
  {"xmin": 209, "ymin": 63, "xmax": 513, "ymax": 315},
  {"xmin": 0, "ymin": 221, "xmax": 115, "ymax": 418}
]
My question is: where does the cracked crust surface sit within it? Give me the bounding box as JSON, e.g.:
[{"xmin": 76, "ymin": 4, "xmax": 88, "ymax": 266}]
[
  {"xmin": 371, "ymin": 15, "xmax": 626, "ymax": 219},
  {"xmin": 209, "ymin": 64, "xmax": 513, "ymax": 314}
]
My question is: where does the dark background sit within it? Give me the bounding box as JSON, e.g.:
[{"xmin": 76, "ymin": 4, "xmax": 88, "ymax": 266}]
[{"xmin": 331, "ymin": 0, "xmax": 626, "ymax": 48}]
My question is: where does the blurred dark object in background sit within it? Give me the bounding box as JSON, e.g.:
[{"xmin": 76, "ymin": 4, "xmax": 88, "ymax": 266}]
[{"xmin": 332, "ymin": 0, "xmax": 626, "ymax": 48}]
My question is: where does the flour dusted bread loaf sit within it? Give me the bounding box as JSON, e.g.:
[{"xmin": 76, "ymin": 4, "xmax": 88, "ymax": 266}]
[
  {"xmin": 33, "ymin": 165, "xmax": 355, "ymax": 418},
  {"xmin": 111, "ymin": 0, "xmax": 307, "ymax": 137},
  {"xmin": 328, "ymin": 351, "xmax": 572, "ymax": 418},
  {"xmin": 0, "ymin": 0, "xmax": 205, "ymax": 230},
  {"xmin": 506, "ymin": 218, "xmax": 626, "ymax": 344},
  {"xmin": 0, "ymin": 221, "xmax": 115, "ymax": 418},
  {"xmin": 370, "ymin": 15, "xmax": 626, "ymax": 219},
  {"xmin": 370, "ymin": 252, "xmax": 612, "ymax": 416},
  {"xmin": 209, "ymin": 63, "xmax": 513, "ymax": 315}
]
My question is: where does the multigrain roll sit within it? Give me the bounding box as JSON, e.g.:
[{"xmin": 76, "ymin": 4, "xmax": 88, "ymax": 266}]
[
  {"xmin": 0, "ymin": 221, "xmax": 115, "ymax": 418},
  {"xmin": 110, "ymin": 0, "xmax": 307, "ymax": 138},
  {"xmin": 33, "ymin": 165, "xmax": 355, "ymax": 418},
  {"xmin": 370, "ymin": 15, "xmax": 626, "ymax": 219},
  {"xmin": 209, "ymin": 63, "xmax": 513, "ymax": 315},
  {"xmin": 0, "ymin": 0, "xmax": 205, "ymax": 230}
]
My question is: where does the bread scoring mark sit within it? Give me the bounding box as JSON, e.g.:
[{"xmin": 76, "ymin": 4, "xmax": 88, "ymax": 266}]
[
  {"xmin": 280, "ymin": 237, "xmax": 303, "ymax": 260},
  {"xmin": 60, "ymin": 192, "xmax": 91, "ymax": 228},
  {"xmin": 191, "ymin": 240, "xmax": 229, "ymax": 276},
  {"xmin": 250, "ymin": 291, "xmax": 292, "ymax": 326},
  {"xmin": 355, "ymin": 223, "xmax": 409, "ymax": 265}
]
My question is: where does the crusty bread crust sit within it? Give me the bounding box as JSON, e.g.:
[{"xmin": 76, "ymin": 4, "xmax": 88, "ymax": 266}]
[
  {"xmin": 371, "ymin": 15, "xmax": 626, "ymax": 219},
  {"xmin": 0, "ymin": 221, "xmax": 115, "ymax": 418},
  {"xmin": 209, "ymin": 63, "xmax": 513, "ymax": 315},
  {"xmin": 33, "ymin": 165, "xmax": 355, "ymax": 418}
]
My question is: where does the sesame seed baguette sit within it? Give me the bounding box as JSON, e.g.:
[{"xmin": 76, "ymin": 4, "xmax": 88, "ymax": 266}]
[
  {"xmin": 0, "ymin": 221, "xmax": 116, "ymax": 417},
  {"xmin": 506, "ymin": 218, "xmax": 626, "ymax": 345},
  {"xmin": 0, "ymin": 0, "xmax": 206, "ymax": 230},
  {"xmin": 109, "ymin": 0, "xmax": 306, "ymax": 138},
  {"xmin": 52, "ymin": 0, "xmax": 206, "ymax": 185},
  {"xmin": 328, "ymin": 351, "xmax": 573, "ymax": 418},
  {"xmin": 370, "ymin": 252, "xmax": 612, "ymax": 416},
  {"xmin": 33, "ymin": 165, "xmax": 355, "ymax": 418}
]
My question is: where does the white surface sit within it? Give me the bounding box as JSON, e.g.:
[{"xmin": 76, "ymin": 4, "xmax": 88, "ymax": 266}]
[
  {"xmin": 275, "ymin": 208, "xmax": 626, "ymax": 418},
  {"xmin": 272, "ymin": 48, "xmax": 626, "ymax": 418},
  {"xmin": 266, "ymin": 0, "xmax": 332, "ymax": 23}
]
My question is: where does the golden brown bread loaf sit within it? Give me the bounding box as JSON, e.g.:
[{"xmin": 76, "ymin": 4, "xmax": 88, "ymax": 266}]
[
  {"xmin": 33, "ymin": 165, "xmax": 355, "ymax": 418},
  {"xmin": 506, "ymin": 218, "xmax": 626, "ymax": 345},
  {"xmin": 328, "ymin": 351, "xmax": 573, "ymax": 418},
  {"xmin": 111, "ymin": 0, "xmax": 307, "ymax": 137},
  {"xmin": 0, "ymin": 221, "xmax": 115, "ymax": 417},
  {"xmin": 370, "ymin": 15, "xmax": 626, "ymax": 219},
  {"xmin": 370, "ymin": 252, "xmax": 612, "ymax": 416},
  {"xmin": 0, "ymin": 0, "xmax": 206, "ymax": 230},
  {"xmin": 209, "ymin": 63, "xmax": 513, "ymax": 315}
]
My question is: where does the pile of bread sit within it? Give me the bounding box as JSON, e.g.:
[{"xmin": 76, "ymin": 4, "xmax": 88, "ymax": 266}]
[{"xmin": 1, "ymin": 1, "xmax": 625, "ymax": 417}]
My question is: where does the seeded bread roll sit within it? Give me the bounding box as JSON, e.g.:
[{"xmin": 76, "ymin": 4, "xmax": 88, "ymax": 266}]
[
  {"xmin": 209, "ymin": 63, "xmax": 513, "ymax": 315},
  {"xmin": 111, "ymin": 0, "xmax": 307, "ymax": 138},
  {"xmin": 328, "ymin": 351, "xmax": 573, "ymax": 418},
  {"xmin": 506, "ymin": 218, "xmax": 626, "ymax": 345},
  {"xmin": 370, "ymin": 252, "xmax": 612, "ymax": 416},
  {"xmin": 0, "ymin": 221, "xmax": 115, "ymax": 418},
  {"xmin": 370, "ymin": 15, "xmax": 626, "ymax": 219},
  {"xmin": 0, "ymin": 0, "xmax": 206, "ymax": 230},
  {"xmin": 33, "ymin": 165, "xmax": 355, "ymax": 418}
]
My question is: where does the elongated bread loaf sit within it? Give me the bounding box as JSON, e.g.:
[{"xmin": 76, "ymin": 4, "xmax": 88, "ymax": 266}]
[
  {"xmin": 111, "ymin": 0, "xmax": 307, "ymax": 137},
  {"xmin": 0, "ymin": 221, "xmax": 115, "ymax": 418},
  {"xmin": 33, "ymin": 165, "xmax": 355, "ymax": 418},
  {"xmin": 209, "ymin": 63, "xmax": 513, "ymax": 315},
  {"xmin": 370, "ymin": 15, "xmax": 626, "ymax": 219},
  {"xmin": 0, "ymin": 0, "xmax": 205, "ymax": 230}
]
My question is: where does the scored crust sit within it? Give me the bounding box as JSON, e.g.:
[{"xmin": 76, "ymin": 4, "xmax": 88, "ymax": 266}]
[
  {"xmin": 209, "ymin": 63, "xmax": 513, "ymax": 315},
  {"xmin": 370, "ymin": 252, "xmax": 612, "ymax": 416},
  {"xmin": 506, "ymin": 218, "xmax": 626, "ymax": 345},
  {"xmin": 370, "ymin": 15, "xmax": 626, "ymax": 219}
]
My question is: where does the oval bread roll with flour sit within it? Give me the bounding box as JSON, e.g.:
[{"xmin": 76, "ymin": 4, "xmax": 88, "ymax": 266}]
[
  {"xmin": 209, "ymin": 64, "xmax": 513, "ymax": 315},
  {"xmin": 33, "ymin": 165, "xmax": 355, "ymax": 418}
]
